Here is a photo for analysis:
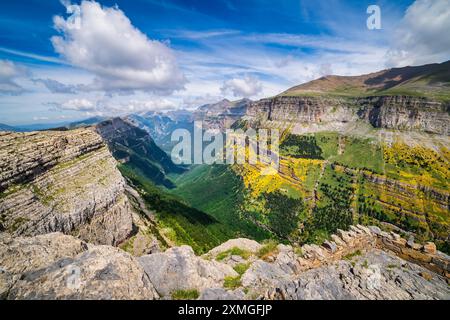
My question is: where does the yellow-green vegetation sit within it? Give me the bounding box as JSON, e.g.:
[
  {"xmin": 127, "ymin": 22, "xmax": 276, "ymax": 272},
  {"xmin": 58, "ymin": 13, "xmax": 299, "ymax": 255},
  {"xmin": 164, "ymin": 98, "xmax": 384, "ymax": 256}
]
[
  {"xmin": 301, "ymin": 164, "xmax": 355, "ymax": 244},
  {"xmin": 171, "ymin": 289, "xmax": 199, "ymax": 300},
  {"xmin": 119, "ymin": 236, "xmax": 136, "ymax": 254},
  {"xmin": 383, "ymin": 142, "xmax": 449, "ymax": 189},
  {"xmin": 216, "ymin": 247, "xmax": 252, "ymax": 261},
  {"xmin": 223, "ymin": 276, "xmax": 242, "ymax": 290},
  {"xmin": 171, "ymin": 165, "xmax": 271, "ymax": 241},
  {"xmin": 343, "ymin": 250, "xmax": 362, "ymax": 261},
  {"xmin": 8, "ymin": 216, "xmax": 30, "ymax": 233},
  {"xmin": 257, "ymin": 240, "xmax": 279, "ymax": 261},
  {"xmin": 233, "ymin": 263, "xmax": 251, "ymax": 276},
  {"xmin": 222, "ymin": 263, "xmax": 251, "ymax": 290},
  {"xmin": 142, "ymin": 127, "xmax": 449, "ymax": 254}
]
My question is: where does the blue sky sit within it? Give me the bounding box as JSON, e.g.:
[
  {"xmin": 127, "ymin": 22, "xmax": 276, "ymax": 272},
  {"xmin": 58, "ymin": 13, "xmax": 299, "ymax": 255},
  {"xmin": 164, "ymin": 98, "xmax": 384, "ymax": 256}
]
[{"xmin": 0, "ymin": 0, "xmax": 448, "ymax": 125}]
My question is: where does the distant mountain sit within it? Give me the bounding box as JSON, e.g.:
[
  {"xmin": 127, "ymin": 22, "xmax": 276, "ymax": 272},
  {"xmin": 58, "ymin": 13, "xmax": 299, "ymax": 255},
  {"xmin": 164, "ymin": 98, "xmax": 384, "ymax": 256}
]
[
  {"xmin": 128, "ymin": 98, "xmax": 253, "ymax": 152},
  {"xmin": 0, "ymin": 123, "xmax": 18, "ymax": 132},
  {"xmin": 283, "ymin": 60, "xmax": 450, "ymax": 102},
  {"xmin": 127, "ymin": 112, "xmax": 193, "ymax": 152},
  {"xmin": 95, "ymin": 117, "xmax": 185, "ymax": 188},
  {"xmin": 67, "ymin": 116, "xmax": 107, "ymax": 129},
  {"xmin": 196, "ymin": 98, "xmax": 251, "ymax": 116}
]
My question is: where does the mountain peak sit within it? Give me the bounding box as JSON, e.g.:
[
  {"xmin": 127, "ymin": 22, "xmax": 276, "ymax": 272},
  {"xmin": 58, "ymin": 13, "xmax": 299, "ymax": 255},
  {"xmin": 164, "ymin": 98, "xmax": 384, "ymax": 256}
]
[{"xmin": 282, "ymin": 60, "xmax": 450, "ymax": 101}]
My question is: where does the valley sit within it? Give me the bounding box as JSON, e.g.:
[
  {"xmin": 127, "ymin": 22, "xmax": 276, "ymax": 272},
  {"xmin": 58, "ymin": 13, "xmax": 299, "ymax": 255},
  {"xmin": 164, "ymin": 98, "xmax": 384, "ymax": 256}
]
[{"xmin": 0, "ymin": 60, "xmax": 449, "ymax": 300}]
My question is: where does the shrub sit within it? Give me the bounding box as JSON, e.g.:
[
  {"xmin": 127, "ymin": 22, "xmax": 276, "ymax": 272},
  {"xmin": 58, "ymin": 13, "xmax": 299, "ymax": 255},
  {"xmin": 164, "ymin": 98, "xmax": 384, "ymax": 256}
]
[
  {"xmin": 223, "ymin": 276, "xmax": 242, "ymax": 290},
  {"xmin": 233, "ymin": 263, "xmax": 251, "ymax": 276},
  {"xmin": 257, "ymin": 240, "xmax": 279, "ymax": 260},
  {"xmin": 171, "ymin": 289, "xmax": 200, "ymax": 300}
]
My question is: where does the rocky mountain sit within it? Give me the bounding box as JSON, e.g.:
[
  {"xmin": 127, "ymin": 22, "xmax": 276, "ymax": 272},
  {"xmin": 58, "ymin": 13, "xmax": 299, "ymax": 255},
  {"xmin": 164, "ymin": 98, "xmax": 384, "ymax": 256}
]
[
  {"xmin": 0, "ymin": 129, "xmax": 133, "ymax": 246},
  {"xmin": 128, "ymin": 98, "xmax": 252, "ymax": 151},
  {"xmin": 95, "ymin": 117, "xmax": 184, "ymax": 188},
  {"xmin": 0, "ymin": 124, "xmax": 18, "ymax": 132},
  {"xmin": 0, "ymin": 60, "xmax": 449, "ymax": 301},
  {"xmin": 284, "ymin": 60, "xmax": 450, "ymax": 102},
  {"xmin": 246, "ymin": 61, "xmax": 450, "ymax": 135},
  {"xmin": 246, "ymin": 94, "xmax": 449, "ymax": 135}
]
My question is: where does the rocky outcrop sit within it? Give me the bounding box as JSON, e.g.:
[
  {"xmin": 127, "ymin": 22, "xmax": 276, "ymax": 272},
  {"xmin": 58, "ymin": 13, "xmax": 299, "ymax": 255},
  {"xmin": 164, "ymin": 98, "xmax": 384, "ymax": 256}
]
[
  {"xmin": 0, "ymin": 233, "xmax": 158, "ymax": 300},
  {"xmin": 205, "ymin": 238, "xmax": 262, "ymax": 259},
  {"xmin": 246, "ymin": 95, "xmax": 449, "ymax": 135},
  {"xmin": 1, "ymin": 225, "xmax": 449, "ymax": 300},
  {"xmin": 138, "ymin": 246, "xmax": 238, "ymax": 298},
  {"xmin": 239, "ymin": 225, "xmax": 450, "ymax": 299},
  {"xmin": 265, "ymin": 249, "xmax": 450, "ymax": 300},
  {"xmin": 0, "ymin": 129, "xmax": 133, "ymax": 246},
  {"xmin": 357, "ymin": 96, "xmax": 449, "ymax": 135}
]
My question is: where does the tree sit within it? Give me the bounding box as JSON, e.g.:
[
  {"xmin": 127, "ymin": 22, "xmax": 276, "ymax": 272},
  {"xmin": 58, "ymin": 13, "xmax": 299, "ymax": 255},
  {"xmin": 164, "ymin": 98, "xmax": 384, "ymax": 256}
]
[{"xmin": 263, "ymin": 191, "xmax": 305, "ymax": 238}]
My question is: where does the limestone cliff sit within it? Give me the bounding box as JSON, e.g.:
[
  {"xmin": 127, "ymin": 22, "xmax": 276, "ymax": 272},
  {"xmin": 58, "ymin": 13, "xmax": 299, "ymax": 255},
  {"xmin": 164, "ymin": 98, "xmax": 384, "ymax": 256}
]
[
  {"xmin": 0, "ymin": 129, "xmax": 133, "ymax": 246},
  {"xmin": 246, "ymin": 95, "xmax": 449, "ymax": 135}
]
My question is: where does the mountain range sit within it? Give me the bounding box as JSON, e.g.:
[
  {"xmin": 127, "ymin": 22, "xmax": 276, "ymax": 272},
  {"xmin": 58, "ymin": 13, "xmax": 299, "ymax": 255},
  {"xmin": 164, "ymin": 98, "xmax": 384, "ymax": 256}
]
[{"xmin": 0, "ymin": 61, "xmax": 449, "ymax": 300}]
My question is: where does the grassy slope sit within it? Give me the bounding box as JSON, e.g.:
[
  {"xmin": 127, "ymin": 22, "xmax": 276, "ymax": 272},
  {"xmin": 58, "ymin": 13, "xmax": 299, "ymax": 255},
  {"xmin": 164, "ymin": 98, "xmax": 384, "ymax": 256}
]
[
  {"xmin": 282, "ymin": 61, "xmax": 450, "ymax": 102},
  {"xmin": 278, "ymin": 132, "xmax": 449, "ymax": 252},
  {"xmin": 120, "ymin": 164, "xmax": 235, "ymax": 254},
  {"xmin": 171, "ymin": 165, "xmax": 271, "ymax": 241}
]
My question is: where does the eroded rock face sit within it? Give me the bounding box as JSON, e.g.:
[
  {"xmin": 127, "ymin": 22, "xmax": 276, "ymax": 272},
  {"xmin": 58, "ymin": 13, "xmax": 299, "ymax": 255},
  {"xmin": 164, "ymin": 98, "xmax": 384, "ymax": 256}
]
[
  {"xmin": 0, "ymin": 233, "xmax": 157, "ymax": 300},
  {"xmin": 0, "ymin": 129, "xmax": 133, "ymax": 246},
  {"xmin": 265, "ymin": 249, "xmax": 450, "ymax": 300},
  {"xmin": 138, "ymin": 246, "xmax": 238, "ymax": 297},
  {"xmin": 246, "ymin": 96, "xmax": 449, "ymax": 135}
]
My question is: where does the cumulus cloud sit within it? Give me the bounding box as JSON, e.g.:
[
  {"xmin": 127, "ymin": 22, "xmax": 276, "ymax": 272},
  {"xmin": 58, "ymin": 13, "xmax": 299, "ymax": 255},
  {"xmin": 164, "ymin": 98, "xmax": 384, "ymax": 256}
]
[
  {"xmin": 49, "ymin": 98, "xmax": 96, "ymax": 111},
  {"xmin": 221, "ymin": 75, "xmax": 263, "ymax": 98},
  {"xmin": 0, "ymin": 60, "xmax": 28, "ymax": 95},
  {"xmin": 51, "ymin": 1, "xmax": 186, "ymax": 94},
  {"xmin": 386, "ymin": 0, "xmax": 450, "ymax": 67}
]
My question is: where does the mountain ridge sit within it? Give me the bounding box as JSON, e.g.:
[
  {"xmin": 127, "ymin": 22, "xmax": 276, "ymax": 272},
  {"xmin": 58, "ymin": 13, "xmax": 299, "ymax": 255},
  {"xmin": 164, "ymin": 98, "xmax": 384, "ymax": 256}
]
[{"xmin": 282, "ymin": 60, "xmax": 450, "ymax": 102}]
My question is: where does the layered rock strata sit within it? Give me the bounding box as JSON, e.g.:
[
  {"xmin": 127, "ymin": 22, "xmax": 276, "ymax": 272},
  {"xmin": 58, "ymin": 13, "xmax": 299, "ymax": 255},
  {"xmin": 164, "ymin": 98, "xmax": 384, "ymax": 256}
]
[
  {"xmin": 0, "ymin": 129, "xmax": 133, "ymax": 245},
  {"xmin": 246, "ymin": 96, "xmax": 449, "ymax": 135}
]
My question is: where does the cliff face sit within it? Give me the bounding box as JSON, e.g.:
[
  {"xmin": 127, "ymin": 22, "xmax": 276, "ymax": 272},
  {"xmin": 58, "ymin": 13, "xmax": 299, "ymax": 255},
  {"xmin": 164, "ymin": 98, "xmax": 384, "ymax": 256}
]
[
  {"xmin": 95, "ymin": 117, "xmax": 184, "ymax": 188},
  {"xmin": 246, "ymin": 96, "xmax": 449, "ymax": 135},
  {"xmin": 357, "ymin": 96, "xmax": 449, "ymax": 134},
  {"xmin": 0, "ymin": 129, "xmax": 133, "ymax": 246}
]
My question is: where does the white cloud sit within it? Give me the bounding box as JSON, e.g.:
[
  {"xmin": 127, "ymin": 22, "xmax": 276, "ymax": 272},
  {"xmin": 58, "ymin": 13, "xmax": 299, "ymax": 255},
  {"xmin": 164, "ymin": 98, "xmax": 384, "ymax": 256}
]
[
  {"xmin": 51, "ymin": 0, "xmax": 186, "ymax": 94},
  {"xmin": 57, "ymin": 98, "xmax": 96, "ymax": 111},
  {"xmin": 0, "ymin": 60, "xmax": 29, "ymax": 95},
  {"xmin": 221, "ymin": 75, "xmax": 263, "ymax": 98},
  {"xmin": 49, "ymin": 97, "xmax": 177, "ymax": 115},
  {"xmin": 33, "ymin": 78, "xmax": 78, "ymax": 94},
  {"xmin": 386, "ymin": 0, "xmax": 450, "ymax": 67},
  {"xmin": 32, "ymin": 116, "xmax": 50, "ymax": 121}
]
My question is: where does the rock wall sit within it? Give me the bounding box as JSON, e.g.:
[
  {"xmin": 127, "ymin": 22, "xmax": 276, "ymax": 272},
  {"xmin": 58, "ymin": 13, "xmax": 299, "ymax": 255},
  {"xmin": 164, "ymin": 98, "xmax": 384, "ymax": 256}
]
[
  {"xmin": 0, "ymin": 129, "xmax": 133, "ymax": 246},
  {"xmin": 246, "ymin": 95, "xmax": 449, "ymax": 135}
]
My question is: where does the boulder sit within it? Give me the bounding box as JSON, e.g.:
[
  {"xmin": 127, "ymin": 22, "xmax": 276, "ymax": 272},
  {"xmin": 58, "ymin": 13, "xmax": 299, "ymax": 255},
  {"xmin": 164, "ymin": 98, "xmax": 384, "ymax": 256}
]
[
  {"xmin": 206, "ymin": 238, "xmax": 262, "ymax": 259},
  {"xmin": 323, "ymin": 241, "xmax": 338, "ymax": 253},
  {"xmin": 422, "ymin": 242, "xmax": 437, "ymax": 255},
  {"xmin": 1, "ymin": 233, "xmax": 157, "ymax": 300},
  {"xmin": 138, "ymin": 246, "xmax": 238, "ymax": 297}
]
